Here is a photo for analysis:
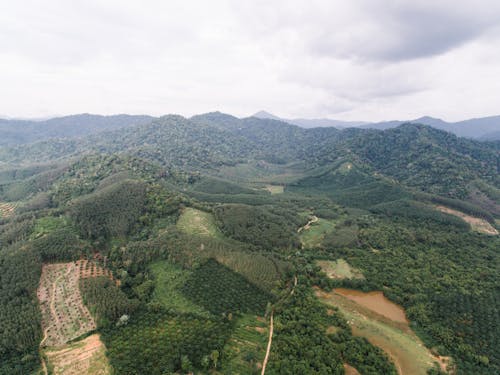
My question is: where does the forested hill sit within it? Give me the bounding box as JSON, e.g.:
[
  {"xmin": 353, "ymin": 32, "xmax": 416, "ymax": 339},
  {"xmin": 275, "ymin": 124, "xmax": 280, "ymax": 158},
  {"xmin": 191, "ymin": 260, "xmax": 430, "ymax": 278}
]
[
  {"xmin": 0, "ymin": 113, "xmax": 497, "ymax": 203},
  {"xmin": 0, "ymin": 114, "xmax": 154, "ymax": 146},
  {"xmin": 0, "ymin": 113, "xmax": 499, "ymax": 374}
]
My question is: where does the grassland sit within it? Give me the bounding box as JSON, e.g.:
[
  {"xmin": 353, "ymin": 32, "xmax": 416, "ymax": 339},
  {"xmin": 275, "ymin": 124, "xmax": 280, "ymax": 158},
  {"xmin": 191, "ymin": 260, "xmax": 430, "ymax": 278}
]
[
  {"xmin": 176, "ymin": 207, "xmax": 222, "ymax": 238},
  {"xmin": 221, "ymin": 314, "xmax": 268, "ymax": 374},
  {"xmin": 317, "ymin": 259, "xmax": 364, "ymax": 280},
  {"xmin": 298, "ymin": 216, "xmax": 336, "ymax": 248},
  {"xmin": 44, "ymin": 334, "xmax": 110, "ymax": 375},
  {"xmin": 149, "ymin": 261, "xmax": 209, "ymax": 316},
  {"xmin": 264, "ymin": 184, "xmax": 284, "ymax": 194},
  {"xmin": 316, "ymin": 289, "xmax": 449, "ymax": 375},
  {"xmin": 32, "ymin": 216, "xmax": 68, "ymax": 238}
]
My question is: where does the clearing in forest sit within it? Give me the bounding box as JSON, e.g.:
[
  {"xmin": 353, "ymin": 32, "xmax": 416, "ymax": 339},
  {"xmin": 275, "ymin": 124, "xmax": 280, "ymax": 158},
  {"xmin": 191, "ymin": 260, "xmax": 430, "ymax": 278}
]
[
  {"xmin": 78, "ymin": 259, "xmax": 114, "ymax": 280},
  {"xmin": 221, "ymin": 314, "xmax": 268, "ymax": 374},
  {"xmin": 38, "ymin": 263, "xmax": 96, "ymax": 347},
  {"xmin": 0, "ymin": 201, "xmax": 17, "ymax": 217},
  {"xmin": 344, "ymin": 363, "xmax": 361, "ymax": 375},
  {"xmin": 435, "ymin": 205, "xmax": 498, "ymax": 235},
  {"xmin": 176, "ymin": 207, "xmax": 222, "ymax": 238},
  {"xmin": 315, "ymin": 288, "xmax": 452, "ymax": 375},
  {"xmin": 317, "ymin": 259, "xmax": 364, "ymax": 280},
  {"xmin": 264, "ymin": 184, "xmax": 284, "ymax": 194},
  {"xmin": 298, "ymin": 216, "xmax": 334, "ymax": 248},
  {"xmin": 44, "ymin": 334, "xmax": 111, "ymax": 375}
]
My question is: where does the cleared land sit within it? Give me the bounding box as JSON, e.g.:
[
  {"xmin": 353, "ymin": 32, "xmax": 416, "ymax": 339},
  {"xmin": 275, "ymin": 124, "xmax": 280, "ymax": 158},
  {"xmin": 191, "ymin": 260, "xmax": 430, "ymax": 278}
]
[
  {"xmin": 0, "ymin": 201, "xmax": 17, "ymax": 217},
  {"xmin": 264, "ymin": 185, "xmax": 284, "ymax": 194},
  {"xmin": 435, "ymin": 205, "xmax": 498, "ymax": 235},
  {"xmin": 222, "ymin": 314, "xmax": 268, "ymax": 374},
  {"xmin": 176, "ymin": 207, "xmax": 222, "ymax": 238},
  {"xmin": 38, "ymin": 263, "xmax": 96, "ymax": 347},
  {"xmin": 316, "ymin": 288, "xmax": 451, "ymax": 375},
  {"xmin": 78, "ymin": 259, "xmax": 113, "ymax": 280},
  {"xmin": 44, "ymin": 334, "xmax": 110, "ymax": 375},
  {"xmin": 317, "ymin": 259, "xmax": 364, "ymax": 280},
  {"xmin": 38, "ymin": 261, "xmax": 112, "ymax": 374},
  {"xmin": 344, "ymin": 363, "xmax": 361, "ymax": 375}
]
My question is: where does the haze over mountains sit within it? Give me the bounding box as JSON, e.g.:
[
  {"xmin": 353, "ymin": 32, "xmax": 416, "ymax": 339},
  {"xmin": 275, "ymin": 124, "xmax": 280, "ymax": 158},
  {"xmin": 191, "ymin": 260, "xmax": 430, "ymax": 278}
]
[
  {"xmin": 1, "ymin": 111, "xmax": 499, "ymax": 148},
  {"xmin": 253, "ymin": 110, "xmax": 500, "ymax": 140}
]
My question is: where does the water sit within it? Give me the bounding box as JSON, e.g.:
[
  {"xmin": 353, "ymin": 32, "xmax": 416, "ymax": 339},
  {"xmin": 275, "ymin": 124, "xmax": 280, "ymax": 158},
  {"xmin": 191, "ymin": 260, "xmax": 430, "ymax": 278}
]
[{"xmin": 334, "ymin": 288, "xmax": 408, "ymax": 323}]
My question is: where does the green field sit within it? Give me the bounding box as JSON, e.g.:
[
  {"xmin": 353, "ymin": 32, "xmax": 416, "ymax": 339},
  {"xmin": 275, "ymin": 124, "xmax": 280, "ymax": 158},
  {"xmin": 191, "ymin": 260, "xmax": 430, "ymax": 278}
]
[
  {"xmin": 299, "ymin": 217, "xmax": 336, "ymax": 248},
  {"xmin": 31, "ymin": 216, "xmax": 67, "ymax": 239},
  {"xmin": 149, "ymin": 261, "xmax": 209, "ymax": 316},
  {"xmin": 176, "ymin": 207, "xmax": 222, "ymax": 238},
  {"xmin": 221, "ymin": 314, "xmax": 268, "ymax": 374},
  {"xmin": 317, "ymin": 259, "xmax": 364, "ymax": 280}
]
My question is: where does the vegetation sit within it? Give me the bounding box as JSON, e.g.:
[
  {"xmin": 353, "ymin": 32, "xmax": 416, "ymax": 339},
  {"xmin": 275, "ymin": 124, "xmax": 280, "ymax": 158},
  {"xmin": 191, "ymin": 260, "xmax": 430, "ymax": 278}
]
[
  {"xmin": 214, "ymin": 204, "xmax": 303, "ymax": 250},
  {"xmin": 101, "ymin": 308, "xmax": 233, "ymax": 374},
  {"xmin": 0, "ymin": 115, "xmax": 498, "ymax": 374},
  {"xmin": 80, "ymin": 277, "xmax": 139, "ymax": 328},
  {"xmin": 149, "ymin": 261, "xmax": 208, "ymax": 315},
  {"xmin": 181, "ymin": 259, "xmax": 274, "ymax": 316}
]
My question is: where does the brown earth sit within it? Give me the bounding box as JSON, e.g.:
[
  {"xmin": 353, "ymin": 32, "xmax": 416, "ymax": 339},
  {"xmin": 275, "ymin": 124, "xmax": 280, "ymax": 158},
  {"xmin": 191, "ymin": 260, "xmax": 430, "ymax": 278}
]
[
  {"xmin": 45, "ymin": 334, "xmax": 111, "ymax": 375},
  {"xmin": 0, "ymin": 202, "xmax": 16, "ymax": 217},
  {"xmin": 435, "ymin": 205, "xmax": 498, "ymax": 235},
  {"xmin": 316, "ymin": 288, "xmax": 453, "ymax": 375},
  {"xmin": 38, "ymin": 263, "xmax": 96, "ymax": 347},
  {"xmin": 344, "ymin": 363, "xmax": 361, "ymax": 375}
]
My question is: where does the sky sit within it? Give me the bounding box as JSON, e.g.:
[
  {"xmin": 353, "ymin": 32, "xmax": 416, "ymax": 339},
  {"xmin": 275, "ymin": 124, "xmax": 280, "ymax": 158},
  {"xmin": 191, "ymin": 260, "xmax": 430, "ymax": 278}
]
[{"xmin": 1, "ymin": 0, "xmax": 500, "ymax": 122}]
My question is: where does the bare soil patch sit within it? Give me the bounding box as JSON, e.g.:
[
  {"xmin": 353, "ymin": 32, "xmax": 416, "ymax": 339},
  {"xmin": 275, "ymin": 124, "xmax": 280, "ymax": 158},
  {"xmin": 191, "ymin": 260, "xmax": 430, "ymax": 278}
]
[
  {"xmin": 435, "ymin": 205, "xmax": 498, "ymax": 235},
  {"xmin": 0, "ymin": 201, "xmax": 17, "ymax": 217},
  {"xmin": 77, "ymin": 259, "xmax": 113, "ymax": 280},
  {"xmin": 344, "ymin": 363, "xmax": 361, "ymax": 375},
  {"xmin": 297, "ymin": 215, "xmax": 318, "ymax": 233},
  {"xmin": 38, "ymin": 263, "xmax": 96, "ymax": 347},
  {"xmin": 45, "ymin": 334, "xmax": 111, "ymax": 375}
]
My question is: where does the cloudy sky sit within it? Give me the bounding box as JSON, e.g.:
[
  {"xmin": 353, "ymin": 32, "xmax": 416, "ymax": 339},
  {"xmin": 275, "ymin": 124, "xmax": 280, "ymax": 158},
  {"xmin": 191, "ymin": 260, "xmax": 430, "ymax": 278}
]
[{"xmin": 1, "ymin": 0, "xmax": 500, "ymax": 121}]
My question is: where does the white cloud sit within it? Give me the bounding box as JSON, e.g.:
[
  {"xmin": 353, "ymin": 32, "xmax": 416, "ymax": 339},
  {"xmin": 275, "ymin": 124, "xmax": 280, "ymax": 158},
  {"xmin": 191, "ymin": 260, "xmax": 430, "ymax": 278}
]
[{"xmin": 0, "ymin": 0, "xmax": 499, "ymax": 121}]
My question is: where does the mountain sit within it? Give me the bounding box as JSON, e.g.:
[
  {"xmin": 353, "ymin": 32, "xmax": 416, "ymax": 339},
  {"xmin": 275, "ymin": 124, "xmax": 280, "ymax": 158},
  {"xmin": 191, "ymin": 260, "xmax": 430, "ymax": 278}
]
[
  {"xmin": 252, "ymin": 111, "xmax": 500, "ymax": 139},
  {"xmin": 0, "ymin": 114, "xmax": 154, "ymax": 146},
  {"xmin": 364, "ymin": 115, "xmax": 500, "ymax": 139},
  {"xmin": 252, "ymin": 110, "xmax": 369, "ymax": 128},
  {"xmin": 1, "ymin": 114, "xmax": 497, "ymax": 204},
  {"xmin": 0, "ymin": 112, "xmax": 499, "ymax": 375}
]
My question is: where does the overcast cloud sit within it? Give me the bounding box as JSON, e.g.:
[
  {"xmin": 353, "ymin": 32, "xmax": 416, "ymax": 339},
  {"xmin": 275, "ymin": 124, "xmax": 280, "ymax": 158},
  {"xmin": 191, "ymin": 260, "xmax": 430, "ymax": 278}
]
[{"xmin": 1, "ymin": 0, "xmax": 500, "ymax": 121}]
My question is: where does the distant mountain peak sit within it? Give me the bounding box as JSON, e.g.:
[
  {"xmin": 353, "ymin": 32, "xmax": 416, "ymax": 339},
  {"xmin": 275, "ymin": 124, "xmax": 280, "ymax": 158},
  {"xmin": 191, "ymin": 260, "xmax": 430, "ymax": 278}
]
[{"xmin": 252, "ymin": 111, "xmax": 282, "ymax": 120}]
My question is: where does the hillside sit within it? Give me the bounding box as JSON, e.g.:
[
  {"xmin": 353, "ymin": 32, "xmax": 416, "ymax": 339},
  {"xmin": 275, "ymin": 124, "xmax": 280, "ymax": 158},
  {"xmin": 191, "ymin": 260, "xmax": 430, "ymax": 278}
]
[
  {"xmin": 0, "ymin": 114, "xmax": 154, "ymax": 146},
  {"xmin": 252, "ymin": 110, "xmax": 500, "ymax": 139},
  {"xmin": 0, "ymin": 113, "xmax": 499, "ymax": 375}
]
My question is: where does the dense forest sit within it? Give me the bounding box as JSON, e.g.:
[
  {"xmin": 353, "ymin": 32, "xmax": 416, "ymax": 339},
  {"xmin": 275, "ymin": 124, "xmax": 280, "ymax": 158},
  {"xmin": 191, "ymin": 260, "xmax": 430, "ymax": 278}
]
[{"xmin": 0, "ymin": 114, "xmax": 498, "ymax": 374}]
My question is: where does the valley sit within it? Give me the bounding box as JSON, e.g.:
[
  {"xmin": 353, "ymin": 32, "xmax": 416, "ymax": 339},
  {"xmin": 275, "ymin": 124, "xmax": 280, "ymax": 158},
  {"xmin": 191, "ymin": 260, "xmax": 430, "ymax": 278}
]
[{"xmin": 0, "ymin": 114, "xmax": 498, "ymax": 375}]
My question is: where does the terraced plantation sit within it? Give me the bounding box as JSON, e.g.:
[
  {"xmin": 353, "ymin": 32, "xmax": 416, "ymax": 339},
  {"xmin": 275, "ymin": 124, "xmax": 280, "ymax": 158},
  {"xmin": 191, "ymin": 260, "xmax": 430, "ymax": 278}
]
[
  {"xmin": 38, "ymin": 263, "xmax": 96, "ymax": 346},
  {"xmin": 0, "ymin": 201, "xmax": 17, "ymax": 217},
  {"xmin": 36, "ymin": 261, "xmax": 114, "ymax": 375}
]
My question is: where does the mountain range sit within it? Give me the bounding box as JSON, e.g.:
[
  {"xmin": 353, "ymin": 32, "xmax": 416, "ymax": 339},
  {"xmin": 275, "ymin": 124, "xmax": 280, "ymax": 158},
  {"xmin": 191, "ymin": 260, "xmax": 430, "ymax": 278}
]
[{"xmin": 253, "ymin": 110, "xmax": 500, "ymax": 140}]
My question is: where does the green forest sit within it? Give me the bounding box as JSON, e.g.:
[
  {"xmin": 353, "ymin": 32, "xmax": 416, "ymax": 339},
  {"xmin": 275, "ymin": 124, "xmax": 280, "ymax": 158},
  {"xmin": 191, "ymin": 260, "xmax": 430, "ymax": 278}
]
[{"xmin": 0, "ymin": 114, "xmax": 498, "ymax": 374}]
